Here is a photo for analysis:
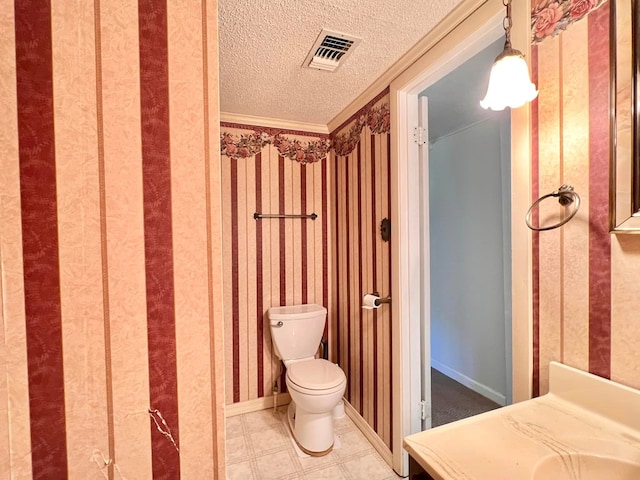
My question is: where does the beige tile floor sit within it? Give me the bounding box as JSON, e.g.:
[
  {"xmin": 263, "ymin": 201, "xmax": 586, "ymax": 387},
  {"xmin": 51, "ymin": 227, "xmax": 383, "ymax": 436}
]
[{"xmin": 225, "ymin": 407, "xmax": 400, "ymax": 480}]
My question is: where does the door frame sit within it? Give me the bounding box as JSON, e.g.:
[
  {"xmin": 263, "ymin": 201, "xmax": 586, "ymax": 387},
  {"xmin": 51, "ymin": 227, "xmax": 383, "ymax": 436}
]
[{"xmin": 389, "ymin": 0, "xmax": 533, "ymax": 475}]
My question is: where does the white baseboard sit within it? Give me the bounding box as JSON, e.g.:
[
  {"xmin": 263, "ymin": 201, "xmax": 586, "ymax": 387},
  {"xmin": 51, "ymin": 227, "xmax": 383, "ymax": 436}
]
[
  {"xmin": 225, "ymin": 393, "xmax": 291, "ymax": 417},
  {"xmin": 431, "ymin": 360, "xmax": 506, "ymax": 406},
  {"xmin": 343, "ymin": 400, "xmax": 393, "ymax": 468}
]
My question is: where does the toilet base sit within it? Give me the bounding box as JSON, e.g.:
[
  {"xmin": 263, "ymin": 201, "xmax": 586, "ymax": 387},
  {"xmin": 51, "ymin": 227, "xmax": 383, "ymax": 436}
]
[{"xmin": 287, "ymin": 402, "xmax": 334, "ymax": 456}]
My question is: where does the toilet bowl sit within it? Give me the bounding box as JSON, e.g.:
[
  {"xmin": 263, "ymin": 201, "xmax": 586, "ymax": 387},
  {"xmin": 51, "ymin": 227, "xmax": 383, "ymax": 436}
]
[
  {"xmin": 285, "ymin": 358, "xmax": 346, "ymax": 454},
  {"xmin": 268, "ymin": 304, "xmax": 347, "ymax": 455}
]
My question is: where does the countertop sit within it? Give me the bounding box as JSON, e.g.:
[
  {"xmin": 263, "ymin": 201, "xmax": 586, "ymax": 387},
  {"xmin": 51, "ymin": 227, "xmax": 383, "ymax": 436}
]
[{"xmin": 403, "ymin": 362, "xmax": 640, "ymax": 480}]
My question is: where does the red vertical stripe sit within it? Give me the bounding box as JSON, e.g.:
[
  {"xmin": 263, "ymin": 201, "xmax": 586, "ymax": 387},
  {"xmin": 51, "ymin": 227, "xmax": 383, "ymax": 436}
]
[
  {"xmin": 370, "ymin": 135, "xmax": 379, "ymax": 431},
  {"xmin": 322, "ymin": 158, "xmax": 329, "ymax": 339},
  {"xmin": 231, "ymin": 157, "xmax": 240, "ymax": 402},
  {"xmin": 588, "ymin": 3, "xmax": 611, "ymax": 379},
  {"xmin": 14, "ymin": 2, "xmax": 69, "ymax": 477},
  {"xmin": 345, "ymin": 154, "xmax": 352, "ymax": 402},
  {"xmin": 387, "ymin": 134, "xmax": 393, "ymax": 448},
  {"xmin": 334, "ymin": 156, "xmax": 341, "ymax": 364},
  {"xmin": 301, "ymin": 165, "xmax": 308, "ymax": 304},
  {"xmin": 279, "ymin": 156, "xmax": 287, "ymax": 392},
  {"xmin": 531, "ymin": 45, "xmax": 540, "ymax": 398},
  {"xmin": 357, "ymin": 143, "xmax": 364, "ymax": 413},
  {"xmin": 138, "ymin": 2, "xmax": 181, "ymax": 477},
  {"xmin": 256, "ymin": 153, "xmax": 264, "ymax": 397},
  {"xmin": 279, "ymin": 156, "xmax": 286, "ymax": 306}
]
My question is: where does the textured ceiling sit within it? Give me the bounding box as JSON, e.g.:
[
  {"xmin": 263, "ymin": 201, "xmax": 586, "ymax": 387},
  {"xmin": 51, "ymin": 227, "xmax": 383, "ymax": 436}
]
[{"xmin": 218, "ymin": 0, "xmax": 464, "ymax": 125}]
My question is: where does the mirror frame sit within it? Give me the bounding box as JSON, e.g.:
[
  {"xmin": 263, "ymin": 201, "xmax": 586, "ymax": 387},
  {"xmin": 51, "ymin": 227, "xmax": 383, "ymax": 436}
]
[{"xmin": 610, "ymin": 0, "xmax": 640, "ymax": 233}]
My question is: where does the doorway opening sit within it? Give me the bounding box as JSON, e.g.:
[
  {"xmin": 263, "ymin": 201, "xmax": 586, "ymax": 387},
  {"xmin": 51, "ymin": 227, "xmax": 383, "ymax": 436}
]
[
  {"xmin": 419, "ymin": 37, "xmax": 512, "ymax": 430},
  {"xmin": 389, "ymin": 1, "xmax": 533, "ymax": 475}
]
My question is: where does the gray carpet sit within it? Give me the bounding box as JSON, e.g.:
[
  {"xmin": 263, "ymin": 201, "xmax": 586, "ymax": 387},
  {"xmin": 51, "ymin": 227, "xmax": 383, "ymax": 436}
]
[{"xmin": 431, "ymin": 368, "xmax": 501, "ymax": 427}]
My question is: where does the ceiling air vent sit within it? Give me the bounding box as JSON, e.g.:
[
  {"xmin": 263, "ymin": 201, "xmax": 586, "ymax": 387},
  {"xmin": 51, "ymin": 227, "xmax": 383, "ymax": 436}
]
[{"xmin": 303, "ymin": 29, "xmax": 361, "ymax": 72}]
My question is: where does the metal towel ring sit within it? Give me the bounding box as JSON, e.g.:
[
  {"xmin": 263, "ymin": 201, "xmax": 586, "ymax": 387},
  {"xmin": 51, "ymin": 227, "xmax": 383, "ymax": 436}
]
[{"xmin": 525, "ymin": 184, "xmax": 580, "ymax": 231}]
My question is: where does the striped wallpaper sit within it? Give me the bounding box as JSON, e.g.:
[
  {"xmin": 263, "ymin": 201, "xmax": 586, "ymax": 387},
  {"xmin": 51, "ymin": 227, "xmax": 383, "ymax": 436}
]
[
  {"xmin": 219, "ymin": 91, "xmax": 394, "ymax": 453},
  {"xmin": 330, "ymin": 90, "xmax": 393, "ymax": 451},
  {"xmin": 531, "ymin": 0, "xmax": 640, "ymax": 395},
  {"xmin": 0, "ymin": 1, "xmax": 225, "ymax": 479},
  {"xmin": 7, "ymin": 0, "xmax": 640, "ymax": 476},
  {"xmin": 219, "ymin": 125, "xmax": 330, "ymax": 405}
]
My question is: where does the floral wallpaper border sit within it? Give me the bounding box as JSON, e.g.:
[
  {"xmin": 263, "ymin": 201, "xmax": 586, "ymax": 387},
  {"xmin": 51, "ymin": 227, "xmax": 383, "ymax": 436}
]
[
  {"xmin": 532, "ymin": 0, "xmax": 606, "ymax": 43},
  {"xmin": 331, "ymin": 117, "xmax": 366, "ymax": 158},
  {"xmin": 272, "ymin": 134, "xmax": 331, "ymax": 164},
  {"xmin": 219, "ymin": 95, "xmax": 391, "ymax": 162},
  {"xmin": 329, "ymin": 86, "xmax": 391, "ymax": 158},
  {"xmin": 220, "ymin": 129, "xmax": 331, "ymax": 164},
  {"xmin": 220, "ymin": 123, "xmax": 330, "ymax": 163},
  {"xmin": 221, "ymin": 131, "xmax": 271, "ymax": 160},
  {"xmin": 331, "ymin": 102, "xmax": 391, "ymax": 157}
]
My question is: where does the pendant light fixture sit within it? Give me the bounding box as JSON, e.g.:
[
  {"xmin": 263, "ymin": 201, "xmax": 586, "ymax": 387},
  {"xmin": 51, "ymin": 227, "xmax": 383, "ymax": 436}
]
[{"xmin": 480, "ymin": 0, "xmax": 538, "ymax": 110}]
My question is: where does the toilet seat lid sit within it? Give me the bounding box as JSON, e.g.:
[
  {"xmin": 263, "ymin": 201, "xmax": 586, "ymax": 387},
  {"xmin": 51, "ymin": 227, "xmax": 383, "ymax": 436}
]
[{"xmin": 287, "ymin": 359, "xmax": 345, "ymax": 390}]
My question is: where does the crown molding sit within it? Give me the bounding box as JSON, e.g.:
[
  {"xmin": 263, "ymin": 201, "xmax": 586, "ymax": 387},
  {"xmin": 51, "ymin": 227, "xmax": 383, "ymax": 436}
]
[
  {"xmin": 327, "ymin": 0, "xmax": 487, "ymax": 133},
  {"xmin": 220, "ymin": 112, "xmax": 329, "ymax": 135}
]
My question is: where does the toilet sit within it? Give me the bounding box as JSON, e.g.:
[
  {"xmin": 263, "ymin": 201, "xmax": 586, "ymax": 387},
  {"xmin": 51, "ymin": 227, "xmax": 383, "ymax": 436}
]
[{"xmin": 268, "ymin": 304, "xmax": 346, "ymax": 455}]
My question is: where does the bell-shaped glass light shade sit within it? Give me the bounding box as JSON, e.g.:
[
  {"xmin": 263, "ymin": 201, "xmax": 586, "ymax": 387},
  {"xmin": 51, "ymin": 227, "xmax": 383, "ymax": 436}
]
[{"xmin": 480, "ymin": 51, "xmax": 538, "ymax": 111}]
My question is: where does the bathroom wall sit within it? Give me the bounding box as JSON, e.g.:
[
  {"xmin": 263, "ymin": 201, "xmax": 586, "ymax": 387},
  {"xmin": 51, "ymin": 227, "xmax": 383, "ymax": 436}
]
[
  {"xmin": 218, "ymin": 124, "xmax": 330, "ymax": 405},
  {"xmin": 330, "ymin": 89, "xmax": 393, "ymax": 450},
  {"xmin": 531, "ymin": 0, "xmax": 640, "ymax": 395},
  {"xmin": 0, "ymin": 1, "xmax": 225, "ymax": 479}
]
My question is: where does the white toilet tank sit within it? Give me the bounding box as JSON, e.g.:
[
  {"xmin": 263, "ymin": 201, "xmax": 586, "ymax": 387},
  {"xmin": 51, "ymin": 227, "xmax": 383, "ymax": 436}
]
[{"xmin": 268, "ymin": 304, "xmax": 326, "ymax": 362}]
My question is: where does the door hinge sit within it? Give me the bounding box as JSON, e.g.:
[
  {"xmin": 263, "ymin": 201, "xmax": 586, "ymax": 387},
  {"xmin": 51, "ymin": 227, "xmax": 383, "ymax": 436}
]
[
  {"xmin": 413, "ymin": 126, "xmax": 427, "ymax": 145},
  {"xmin": 419, "ymin": 400, "xmax": 427, "ymax": 421}
]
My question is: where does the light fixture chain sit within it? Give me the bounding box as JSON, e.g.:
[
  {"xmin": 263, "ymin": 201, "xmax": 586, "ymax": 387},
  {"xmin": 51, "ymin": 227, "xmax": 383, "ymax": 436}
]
[{"xmin": 503, "ymin": 0, "xmax": 512, "ymax": 48}]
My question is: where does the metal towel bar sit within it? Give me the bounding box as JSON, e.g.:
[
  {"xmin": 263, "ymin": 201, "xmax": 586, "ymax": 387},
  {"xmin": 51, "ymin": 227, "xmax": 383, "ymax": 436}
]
[{"xmin": 253, "ymin": 212, "xmax": 318, "ymax": 220}]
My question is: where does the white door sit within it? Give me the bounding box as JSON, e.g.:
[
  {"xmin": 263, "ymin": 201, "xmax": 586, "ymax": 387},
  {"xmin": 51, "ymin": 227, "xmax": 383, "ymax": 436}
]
[
  {"xmin": 407, "ymin": 95, "xmax": 432, "ymax": 435},
  {"xmin": 418, "ymin": 96, "xmax": 432, "ymax": 432}
]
